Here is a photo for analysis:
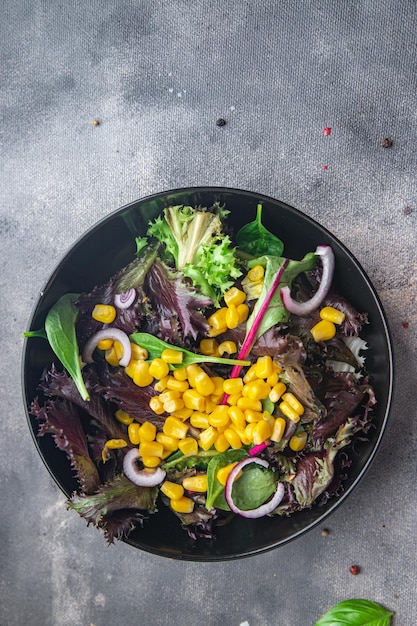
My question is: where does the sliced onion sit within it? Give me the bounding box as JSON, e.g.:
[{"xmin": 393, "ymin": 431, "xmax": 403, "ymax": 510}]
[
  {"xmin": 82, "ymin": 328, "xmax": 132, "ymax": 367},
  {"xmin": 224, "ymin": 457, "xmax": 285, "ymax": 519},
  {"xmin": 114, "ymin": 288, "xmax": 136, "ymax": 309},
  {"xmin": 280, "ymin": 245, "xmax": 335, "ymax": 316},
  {"xmin": 123, "ymin": 449, "xmax": 166, "ymax": 487}
]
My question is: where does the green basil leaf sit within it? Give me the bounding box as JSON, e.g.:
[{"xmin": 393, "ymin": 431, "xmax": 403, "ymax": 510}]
[
  {"xmin": 206, "ymin": 449, "xmax": 248, "ymax": 511},
  {"xmin": 130, "ymin": 332, "xmax": 250, "ymax": 368},
  {"xmin": 236, "ymin": 203, "xmax": 284, "ymax": 257},
  {"xmin": 231, "ymin": 465, "xmax": 276, "ymax": 510},
  {"xmin": 44, "ymin": 293, "xmax": 89, "ymax": 401},
  {"xmin": 315, "ymin": 599, "xmax": 394, "ymax": 626}
]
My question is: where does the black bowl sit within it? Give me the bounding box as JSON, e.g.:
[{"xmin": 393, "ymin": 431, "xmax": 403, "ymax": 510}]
[{"xmin": 22, "ymin": 187, "xmax": 393, "ymax": 560}]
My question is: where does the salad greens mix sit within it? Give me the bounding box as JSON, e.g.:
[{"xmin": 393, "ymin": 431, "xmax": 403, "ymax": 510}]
[{"xmin": 27, "ymin": 203, "xmax": 376, "ymax": 544}]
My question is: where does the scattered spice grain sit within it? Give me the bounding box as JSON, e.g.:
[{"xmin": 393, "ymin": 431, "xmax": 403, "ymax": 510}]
[
  {"xmin": 321, "ymin": 528, "xmax": 330, "ymax": 537},
  {"xmin": 401, "ymin": 322, "xmax": 409, "ymax": 329},
  {"xmin": 323, "ymin": 127, "xmax": 331, "ymax": 136},
  {"xmin": 216, "ymin": 118, "xmax": 226, "ymax": 127},
  {"xmin": 92, "ymin": 119, "xmax": 100, "ymax": 126},
  {"xmin": 381, "ymin": 137, "xmax": 393, "ymax": 148},
  {"xmin": 349, "ymin": 565, "xmax": 360, "ymax": 575}
]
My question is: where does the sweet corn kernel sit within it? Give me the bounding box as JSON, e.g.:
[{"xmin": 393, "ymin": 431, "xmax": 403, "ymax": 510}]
[
  {"xmin": 211, "ymin": 377, "xmax": 225, "ymax": 396},
  {"xmin": 139, "ymin": 421, "xmax": 157, "ymax": 442},
  {"xmin": 216, "ymin": 462, "xmax": 238, "ymax": 486},
  {"xmin": 242, "ymin": 380, "xmax": 271, "ymax": 401},
  {"xmin": 161, "ymin": 481, "xmax": 184, "ymax": 500},
  {"xmin": 178, "ymin": 437, "xmax": 199, "ymax": 456},
  {"xmin": 237, "ymin": 397, "xmax": 263, "ymax": 412},
  {"xmin": 154, "ymin": 375, "xmax": 169, "ymax": 392},
  {"xmin": 114, "ymin": 409, "xmax": 133, "ymax": 425},
  {"xmin": 226, "ymin": 392, "xmax": 242, "ymax": 406},
  {"xmin": 245, "ymin": 422, "xmax": 256, "ymax": 440},
  {"xmin": 279, "ymin": 401, "xmax": 301, "ymax": 423},
  {"xmin": 156, "ymin": 432, "xmax": 179, "ymax": 452},
  {"xmin": 269, "ymin": 382, "xmax": 287, "ymax": 403},
  {"xmin": 228, "ymin": 406, "xmax": 246, "ymax": 430},
  {"xmin": 130, "ymin": 343, "xmax": 148, "ymax": 360},
  {"xmin": 149, "ymin": 358, "xmax": 170, "ymax": 380},
  {"xmin": 206, "ymin": 396, "xmax": 221, "ymax": 412},
  {"xmin": 149, "ymin": 396, "xmax": 165, "ymax": 415},
  {"xmin": 139, "ymin": 440, "xmax": 164, "ymax": 458},
  {"xmin": 255, "ymin": 355, "xmax": 274, "ymax": 379},
  {"xmin": 248, "ymin": 264, "xmax": 265, "ymax": 282},
  {"xmin": 105, "ymin": 344, "xmax": 120, "ymax": 366},
  {"xmin": 207, "ymin": 308, "xmax": 228, "ymax": 330},
  {"xmin": 159, "ymin": 389, "xmax": 181, "ymax": 403},
  {"xmin": 127, "ymin": 422, "xmax": 141, "ymax": 445},
  {"xmin": 310, "ymin": 319, "xmax": 336, "ymax": 342},
  {"xmin": 223, "ymin": 377, "xmax": 244, "ymax": 396},
  {"xmin": 225, "ymin": 305, "xmax": 240, "ymax": 329},
  {"xmin": 190, "ymin": 411, "xmax": 210, "ymax": 429},
  {"xmin": 199, "ymin": 338, "xmax": 219, "ymax": 356},
  {"xmin": 172, "ymin": 407, "xmax": 193, "ymax": 420},
  {"xmin": 208, "ymin": 405, "xmax": 230, "ymax": 428},
  {"xmin": 320, "ymin": 306, "xmax": 346, "ymax": 325},
  {"xmin": 161, "ymin": 348, "xmax": 184, "ymax": 364},
  {"xmin": 236, "ymin": 303, "xmax": 250, "ymax": 324},
  {"xmin": 229, "ymin": 424, "xmax": 250, "ymax": 445},
  {"xmin": 289, "ymin": 430, "xmax": 308, "ymax": 452},
  {"xmin": 173, "ymin": 367, "xmax": 188, "ymax": 381},
  {"xmin": 186, "ymin": 364, "xmax": 204, "ymax": 388},
  {"xmin": 97, "ymin": 338, "xmax": 113, "ymax": 350},
  {"xmin": 270, "ymin": 417, "xmax": 287, "ymax": 443},
  {"xmin": 170, "ymin": 496, "xmax": 194, "ymax": 513},
  {"xmin": 183, "ymin": 389, "xmax": 206, "ymax": 412},
  {"xmin": 282, "ymin": 392, "xmax": 304, "ymax": 416},
  {"xmin": 214, "ymin": 433, "xmax": 230, "ymax": 452},
  {"xmin": 224, "ymin": 287, "xmax": 246, "ymax": 307},
  {"xmin": 166, "ymin": 377, "xmax": 189, "ymax": 393},
  {"xmin": 141, "ymin": 455, "xmax": 161, "ymax": 468},
  {"xmin": 198, "ymin": 426, "xmax": 217, "ymax": 450},
  {"xmin": 252, "ymin": 420, "xmax": 271, "ymax": 445},
  {"xmin": 218, "ymin": 340, "xmax": 237, "ymax": 356},
  {"xmin": 266, "ymin": 372, "xmax": 279, "ymax": 387},
  {"xmin": 207, "ymin": 325, "xmax": 227, "ymax": 337},
  {"xmin": 243, "ymin": 364, "xmax": 258, "ymax": 383},
  {"xmin": 194, "ymin": 371, "xmax": 216, "ymax": 397},
  {"xmin": 92, "ymin": 303, "xmax": 116, "ymax": 324},
  {"xmin": 163, "ymin": 397, "xmax": 184, "ymax": 414},
  {"xmin": 163, "ymin": 416, "xmax": 189, "ymax": 439},
  {"xmin": 182, "ymin": 474, "xmax": 208, "ymax": 493},
  {"xmin": 104, "ymin": 438, "xmax": 127, "ymax": 449},
  {"xmin": 132, "ymin": 360, "xmax": 154, "ymax": 387},
  {"xmin": 224, "ymin": 428, "xmax": 242, "ymax": 449}
]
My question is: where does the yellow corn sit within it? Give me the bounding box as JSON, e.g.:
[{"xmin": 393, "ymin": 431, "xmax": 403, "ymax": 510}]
[
  {"xmin": 252, "ymin": 420, "xmax": 271, "ymax": 445},
  {"xmin": 289, "ymin": 430, "xmax": 308, "ymax": 452},
  {"xmin": 216, "ymin": 462, "xmax": 238, "ymax": 486},
  {"xmin": 266, "ymin": 372, "xmax": 279, "ymax": 387},
  {"xmin": 183, "ymin": 389, "xmax": 206, "ymax": 412},
  {"xmin": 224, "ymin": 428, "xmax": 242, "ymax": 449},
  {"xmin": 139, "ymin": 440, "xmax": 164, "ymax": 458},
  {"xmin": 170, "ymin": 496, "xmax": 194, "ymax": 513},
  {"xmin": 231, "ymin": 425, "xmax": 251, "ymax": 446},
  {"xmin": 244, "ymin": 408, "xmax": 263, "ymax": 423},
  {"xmin": 236, "ymin": 303, "xmax": 250, "ymax": 324},
  {"xmin": 186, "ymin": 364, "xmax": 204, "ymax": 388},
  {"xmin": 154, "ymin": 375, "xmax": 169, "ymax": 392},
  {"xmin": 148, "ymin": 358, "xmax": 170, "ymax": 380},
  {"xmin": 310, "ymin": 319, "xmax": 336, "ymax": 342},
  {"xmin": 237, "ymin": 397, "xmax": 263, "ymax": 412},
  {"xmin": 224, "ymin": 287, "xmax": 246, "ymax": 307},
  {"xmin": 279, "ymin": 401, "xmax": 301, "ymax": 423},
  {"xmin": 225, "ymin": 305, "xmax": 240, "ymax": 329},
  {"xmin": 114, "ymin": 409, "xmax": 133, "ymax": 425},
  {"xmin": 228, "ymin": 406, "xmax": 246, "ymax": 430},
  {"xmin": 97, "ymin": 338, "xmax": 113, "ymax": 350},
  {"xmin": 208, "ymin": 405, "xmax": 230, "ymax": 429},
  {"xmin": 243, "ymin": 363, "xmax": 258, "ymax": 384},
  {"xmin": 194, "ymin": 371, "xmax": 216, "ymax": 397},
  {"xmin": 190, "ymin": 412, "xmax": 210, "ymax": 429},
  {"xmin": 182, "ymin": 474, "xmax": 208, "ymax": 493},
  {"xmin": 130, "ymin": 343, "xmax": 148, "ymax": 360},
  {"xmin": 141, "ymin": 455, "xmax": 161, "ymax": 468},
  {"xmin": 207, "ymin": 308, "xmax": 228, "ymax": 330},
  {"xmin": 226, "ymin": 392, "xmax": 241, "ymax": 406},
  {"xmin": 242, "ymin": 380, "xmax": 271, "ymax": 401},
  {"xmin": 199, "ymin": 338, "xmax": 219, "ymax": 356},
  {"xmin": 223, "ymin": 377, "xmax": 244, "ymax": 396},
  {"xmin": 105, "ymin": 343, "xmax": 122, "ymax": 366},
  {"xmin": 139, "ymin": 421, "xmax": 157, "ymax": 442},
  {"xmin": 245, "ymin": 422, "xmax": 256, "ymax": 441},
  {"xmin": 270, "ymin": 417, "xmax": 287, "ymax": 443},
  {"xmin": 172, "ymin": 407, "xmax": 193, "ymax": 421},
  {"xmin": 128, "ymin": 422, "xmax": 141, "ymax": 445},
  {"xmin": 214, "ymin": 433, "xmax": 230, "ymax": 452},
  {"xmin": 255, "ymin": 355, "xmax": 274, "ymax": 379},
  {"xmin": 178, "ymin": 437, "xmax": 199, "ymax": 456},
  {"xmin": 211, "ymin": 377, "xmax": 225, "ymax": 396},
  {"xmin": 159, "ymin": 389, "xmax": 180, "ymax": 403},
  {"xmin": 149, "ymin": 396, "xmax": 165, "ymax": 415},
  {"xmin": 208, "ymin": 325, "xmax": 227, "ymax": 337},
  {"xmin": 163, "ymin": 416, "xmax": 189, "ymax": 439},
  {"xmin": 132, "ymin": 360, "xmax": 154, "ymax": 387},
  {"xmin": 282, "ymin": 392, "xmax": 304, "ymax": 416},
  {"xmin": 173, "ymin": 367, "xmax": 188, "ymax": 381},
  {"xmin": 247, "ymin": 264, "xmax": 265, "ymax": 282},
  {"xmin": 218, "ymin": 340, "xmax": 237, "ymax": 356},
  {"xmin": 156, "ymin": 432, "xmax": 179, "ymax": 452},
  {"xmin": 161, "ymin": 348, "xmax": 184, "ymax": 364},
  {"xmin": 269, "ymin": 382, "xmax": 287, "ymax": 403},
  {"xmin": 104, "ymin": 438, "xmax": 127, "ymax": 449},
  {"xmin": 161, "ymin": 481, "xmax": 184, "ymax": 500},
  {"xmin": 166, "ymin": 377, "xmax": 189, "ymax": 393},
  {"xmin": 163, "ymin": 397, "xmax": 185, "ymax": 414},
  {"xmin": 92, "ymin": 304, "xmax": 116, "ymax": 324},
  {"xmin": 198, "ymin": 426, "xmax": 217, "ymax": 450},
  {"xmin": 320, "ymin": 306, "xmax": 346, "ymax": 325}
]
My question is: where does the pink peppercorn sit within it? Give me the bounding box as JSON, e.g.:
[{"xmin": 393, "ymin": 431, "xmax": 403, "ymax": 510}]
[{"xmin": 323, "ymin": 127, "xmax": 331, "ymax": 135}]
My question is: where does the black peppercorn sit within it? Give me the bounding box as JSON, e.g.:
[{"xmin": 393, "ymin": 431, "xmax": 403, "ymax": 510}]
[
  {"xmin": 216, "ymin": 118, "xmax": 226, "ymax": 127},
  {"xmin": 381, "ymin": 137, "xmax": 393, "ymax": 148}
]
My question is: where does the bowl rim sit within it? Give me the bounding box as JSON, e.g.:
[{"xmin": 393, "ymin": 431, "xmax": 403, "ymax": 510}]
[{"xmin": 22, "ymin": 186, "xmax": 394, "ymax": 560}]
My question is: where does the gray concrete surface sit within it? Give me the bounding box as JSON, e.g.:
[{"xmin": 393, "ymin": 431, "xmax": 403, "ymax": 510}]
[{"xmin": 2, "ymin": 1, "xmax": 417, "ymax": 624}]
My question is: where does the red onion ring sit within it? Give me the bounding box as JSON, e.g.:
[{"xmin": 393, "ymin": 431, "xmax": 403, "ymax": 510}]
[
  {"xmin": 123, "ymin": 449, "xmax": 166, "ymax": 487},
  {"xmin": 280, "ymin": 245, "xmax": 335, "ymax": 316},
  {"xmin": 82, "ymin": 328, "xmax": 132, "ymax": 367},
  {"xmin": 114, "ymin": 288, "xmax": 136, "ymax": 309},
  {"xmin": 224, "ymin": 457, "xmax": 285, "ymax": 519}
]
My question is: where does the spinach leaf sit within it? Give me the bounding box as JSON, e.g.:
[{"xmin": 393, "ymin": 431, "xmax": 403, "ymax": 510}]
[
  {"xmin": 236, "ymin": 203, "xmax": 284, "ymax": 257},
  {"xmin": 206, "ymin": 449, "xmax": 248, "ymax": 510},
  {"xmin": 315, "ymin": 599, "xmax": 394, "ymax": 626},
  {"xmin": 231, "ymin": 465, "xmax": 277, "ymax": 510},
  {"xmin": 130, "ymin": 332, "xmax": 250, "ymax": 368},
  {"xmin": 44, "ymin": 293, "xmax": 90, "ymax": 401}
]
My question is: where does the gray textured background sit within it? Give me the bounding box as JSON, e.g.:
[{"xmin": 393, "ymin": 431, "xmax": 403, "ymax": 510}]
[{"xmin": 2, "ymin": 1, "xmax": 417, "ymax": 625}]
